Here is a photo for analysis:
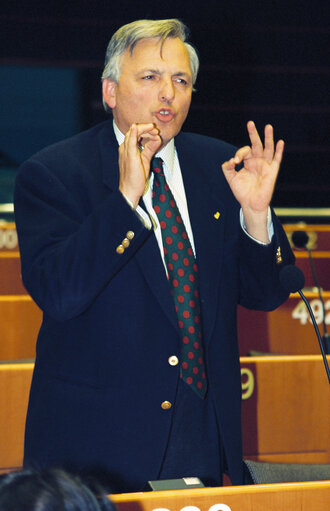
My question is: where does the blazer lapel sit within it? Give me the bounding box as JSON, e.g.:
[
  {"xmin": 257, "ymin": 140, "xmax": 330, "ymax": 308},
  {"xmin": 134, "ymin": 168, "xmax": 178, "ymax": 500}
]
[{"xmin": 98, "ymin": 122, "xmax": 179, "ymax": 332}]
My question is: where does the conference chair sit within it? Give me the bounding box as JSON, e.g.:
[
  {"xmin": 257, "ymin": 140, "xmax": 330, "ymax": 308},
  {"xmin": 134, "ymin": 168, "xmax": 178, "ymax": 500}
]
[{"xmin": 244, "ymin": 459, "xmax": 330, "ymax": 484}]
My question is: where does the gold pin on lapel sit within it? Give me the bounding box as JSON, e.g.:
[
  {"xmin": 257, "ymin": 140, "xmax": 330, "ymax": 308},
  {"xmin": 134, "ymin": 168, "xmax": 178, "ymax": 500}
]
[
  {"xmin": 276, "ymin": 246, "xmax": 282, "ymax": 264},
  {"xmin": 214, "ymin": 211, "xmax": 221, "ymax": 220}
]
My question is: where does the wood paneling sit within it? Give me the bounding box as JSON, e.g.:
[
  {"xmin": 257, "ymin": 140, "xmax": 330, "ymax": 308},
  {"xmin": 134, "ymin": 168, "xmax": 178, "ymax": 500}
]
[
  {"xmin": 241, "ymin": 356, "xmax": 330, "ymax": 463},
  {"xmin": 0, "ymin": 254, "xmax": 26, "ymax": 294},
  {"xmin": 0, "ymin": 296, "xmax": 41, "ymax": 360},
  {"xmin": 0, "ymin": 362, "xmax": 33, "ymax": 471},
  {"xmin": 238, "ymin": 292, "xmax": 330, "ymax": 356}
]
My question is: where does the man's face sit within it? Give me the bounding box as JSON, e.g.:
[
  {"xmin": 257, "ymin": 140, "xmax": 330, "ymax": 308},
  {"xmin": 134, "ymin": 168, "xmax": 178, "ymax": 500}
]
[{"xmin": 103, "ymin": 37, "xmax": 193, "ymax": 147}]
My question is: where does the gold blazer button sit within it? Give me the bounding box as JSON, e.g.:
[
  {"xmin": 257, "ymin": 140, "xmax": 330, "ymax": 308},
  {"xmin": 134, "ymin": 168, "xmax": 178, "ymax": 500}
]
[{"xmin": 161, "ymin": 401, "xmax": 172, "ymax": 410}]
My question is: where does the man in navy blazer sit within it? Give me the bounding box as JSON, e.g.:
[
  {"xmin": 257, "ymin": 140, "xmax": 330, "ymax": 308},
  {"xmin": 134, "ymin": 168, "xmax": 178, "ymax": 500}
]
[{"xmin": 15, "ymin": 19, "xmax": 294, "ymax": 492}]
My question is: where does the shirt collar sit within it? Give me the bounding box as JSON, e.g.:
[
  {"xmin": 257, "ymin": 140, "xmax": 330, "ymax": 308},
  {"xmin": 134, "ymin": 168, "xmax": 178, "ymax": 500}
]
[{"xmin": 113, "ymin": 120, "xmax": 175, "ymax": 175}]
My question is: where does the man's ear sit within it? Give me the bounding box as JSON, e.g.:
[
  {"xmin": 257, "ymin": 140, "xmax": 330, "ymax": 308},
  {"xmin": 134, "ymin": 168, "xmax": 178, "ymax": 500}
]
[{"xmin": 102, "ymin": 79, "xmax": 117, "ymax": 109}]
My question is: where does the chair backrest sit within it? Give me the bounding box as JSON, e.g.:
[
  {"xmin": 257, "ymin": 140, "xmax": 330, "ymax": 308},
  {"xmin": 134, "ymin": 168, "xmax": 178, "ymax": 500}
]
[{"xmin": 244, "ymin": 459, "xmax": 330, "ymax": 484}]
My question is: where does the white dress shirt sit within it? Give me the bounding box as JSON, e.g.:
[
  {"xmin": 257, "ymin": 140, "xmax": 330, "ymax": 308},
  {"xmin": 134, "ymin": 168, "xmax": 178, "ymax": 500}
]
[{"xmin": 113, "ymin": 121, "xmax": 273, "ymax": 271}]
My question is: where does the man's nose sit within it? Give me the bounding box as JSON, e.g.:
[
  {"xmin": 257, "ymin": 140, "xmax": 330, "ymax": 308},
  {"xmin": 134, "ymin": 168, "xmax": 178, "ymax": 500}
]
[{"xmin": 159, "ymin": 78, "xmax": 175, "ymax": 103}]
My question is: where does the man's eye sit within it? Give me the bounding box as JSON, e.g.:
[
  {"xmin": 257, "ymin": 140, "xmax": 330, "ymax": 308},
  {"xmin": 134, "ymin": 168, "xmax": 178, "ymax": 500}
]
[
  {"xmin": 175, "ymin": 78, "xmax": 188, "ymax": 85},
  {"xmin": 142, "ymin": 75, "xmax": 155, "ymax": 80}
]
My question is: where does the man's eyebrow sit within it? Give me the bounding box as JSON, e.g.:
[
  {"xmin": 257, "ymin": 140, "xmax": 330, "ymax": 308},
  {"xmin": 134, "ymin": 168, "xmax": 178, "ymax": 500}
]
[
  {"xmin": 138, "ymin": 68, "xmax": 162, "ymax": 75},
  {"xmin": 137, "ymin": 69, "xmax": 191, "ymax": 78},
  {"xmin": 173, "ymin": 72, "xmax": 191, "ymax": 79}
]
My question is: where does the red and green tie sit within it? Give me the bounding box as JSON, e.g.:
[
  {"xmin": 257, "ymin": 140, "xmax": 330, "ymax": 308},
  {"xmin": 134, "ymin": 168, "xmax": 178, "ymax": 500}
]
[{"xmin": 151, "ymin": 157, "xmax": 207, "ymax": 399}]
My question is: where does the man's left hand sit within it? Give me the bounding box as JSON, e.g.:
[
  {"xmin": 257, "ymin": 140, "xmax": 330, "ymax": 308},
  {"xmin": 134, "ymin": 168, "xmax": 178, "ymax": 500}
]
[{"xmin": 222, "ymin": 121, "xmax": 284, "ymax": 243}]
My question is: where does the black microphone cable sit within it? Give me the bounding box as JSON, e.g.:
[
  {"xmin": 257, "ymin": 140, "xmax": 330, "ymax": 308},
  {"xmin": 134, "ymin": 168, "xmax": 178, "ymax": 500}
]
[
  {"xmin": 291, "ymin": 230, "xmax": 329, "ymax": 354},
  {"xmin": 280, "ymin": 264, "xmax": 330, "ymax": 384}
]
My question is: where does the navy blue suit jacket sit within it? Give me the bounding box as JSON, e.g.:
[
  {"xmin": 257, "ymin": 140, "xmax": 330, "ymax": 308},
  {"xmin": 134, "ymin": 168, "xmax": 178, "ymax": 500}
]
[{"xmin": 14, "ymin": 120, "xmax": 294, "ymax": 491}]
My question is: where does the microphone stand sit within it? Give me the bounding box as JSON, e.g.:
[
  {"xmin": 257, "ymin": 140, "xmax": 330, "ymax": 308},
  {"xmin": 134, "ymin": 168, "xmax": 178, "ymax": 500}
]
[
  {"xmin": 292, "ymin": 231, "xmax": 330, "ymax": 354},
  {"xmin": 306, "ymin": 245, "xmax": 330, "ymax": 354},
  {"xmin": 298, "ymin": 289, "xmax": 330, "ymax": 384}
]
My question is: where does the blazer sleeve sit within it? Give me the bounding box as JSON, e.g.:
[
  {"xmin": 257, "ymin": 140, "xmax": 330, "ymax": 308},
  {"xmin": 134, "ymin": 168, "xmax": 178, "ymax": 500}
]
[
  {"xmin": 238, "ymin": 208, "xmax": 295, "ymax": 311},
  {"xmin": 14, "ymin": 157, "xmax": 151, "ymax": 322}
]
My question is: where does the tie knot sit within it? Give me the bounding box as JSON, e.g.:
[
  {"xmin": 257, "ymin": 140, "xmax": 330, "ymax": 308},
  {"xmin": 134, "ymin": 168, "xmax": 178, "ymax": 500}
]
[{"xmin": 151, "ymin": 157, "xmax": 164, "ymax": 175}]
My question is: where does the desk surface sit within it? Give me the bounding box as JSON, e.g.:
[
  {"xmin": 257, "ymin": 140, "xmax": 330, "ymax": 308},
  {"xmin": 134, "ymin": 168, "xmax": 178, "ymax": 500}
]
[{"xmin": 112, "ymin": 481, "xmax": 330, "ymax": 511}]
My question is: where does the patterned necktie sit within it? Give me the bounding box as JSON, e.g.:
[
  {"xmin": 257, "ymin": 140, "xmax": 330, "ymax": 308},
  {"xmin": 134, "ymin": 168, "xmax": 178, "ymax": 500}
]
[{"xmin": 151, "ymin": 157, "xmax": 207, "ymax": 399}]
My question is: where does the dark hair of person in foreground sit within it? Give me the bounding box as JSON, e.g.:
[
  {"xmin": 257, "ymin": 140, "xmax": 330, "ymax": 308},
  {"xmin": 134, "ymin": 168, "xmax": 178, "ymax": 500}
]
[{"xmin": 0, "ymin": 468, "xmax": 116, "ymax": 511}]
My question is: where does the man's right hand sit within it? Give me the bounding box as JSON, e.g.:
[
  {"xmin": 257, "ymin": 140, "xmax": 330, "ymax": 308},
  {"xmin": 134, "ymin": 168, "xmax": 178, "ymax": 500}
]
[{"xmin": 118, "ymin": 123, "xmax": 162, "ymax": 209}]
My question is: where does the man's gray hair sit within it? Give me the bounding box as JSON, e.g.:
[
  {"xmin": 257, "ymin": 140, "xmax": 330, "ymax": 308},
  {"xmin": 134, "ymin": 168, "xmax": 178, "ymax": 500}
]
[{"xmin": 101, "ymin": 19, "xmax": 199, "ymax": 112}]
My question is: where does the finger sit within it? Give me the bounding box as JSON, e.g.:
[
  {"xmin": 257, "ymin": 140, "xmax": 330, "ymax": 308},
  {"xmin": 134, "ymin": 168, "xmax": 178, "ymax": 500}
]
[
  {"xmin": 125, "ymin": 123, "xmax": 139, "ymax": 154},
  {"xmin": 263, "ymin": 124, "xmax": 275, "ymax": 163},
  {"xmin": 123, "ymin": 123, "xmax": 156, "ymax": 149},
  {"xmin": 123, "ymin": 123, "xmax": 137, "ymax": 143},
  {"xmin": 234, "ymin": 146, "xmax": 251, "ymax": 164},
  {"xmin": 135, "ymin": 123, "xmax": 158, "ymax": 138},
  {"xmin": 144, "ymin": 134, "xmax": 162, "ymax": 151},
  {"xmin": 222, "ymin": 157, "xmax": 237, "ymax": 172},
  {"xmin": 138, "ymin": 125, "xmax": 161, "ymax": 149},
  {"xmin": 125, "ymin": 124, "xmax": 159, "ymax": 155},
  {"xmin": 221, "ymin": 159, "xmax": 239, "ymax": 186},
  {"xmin": 139, "ymin": 132, "xmax": 161, "ymax": 149},
  {"xmin": 273, "ymin": 139, "xmax": 285, "ymax": 168},
  {"xmin": 247, "ymin": 120, "xmax": 263, "ymax": 157}
]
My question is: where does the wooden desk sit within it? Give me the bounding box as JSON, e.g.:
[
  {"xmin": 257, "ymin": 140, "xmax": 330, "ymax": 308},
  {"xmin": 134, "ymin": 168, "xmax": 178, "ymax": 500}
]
[
  {"xmin": 284, "ymin": 224, "xmax": 330, "ymax": 291},
  {"xmin": 0, "ymin": 362, "xmax": 33, "ymax": 471},
  {"xmin": 0, "ymin": 357, "xmax": 328, "ymax": 473},
  {"xmin": 0, "ymin": 296, "xmax": 41, "ymax": 360},
  {"xmin": 241, "ymin": 355, "xmax": 330, "ymax": 463},
  {"xmin": 238, "ymin": 291, "xmax": 330, "ymax": 355},
  {"xmin": 0, "ymin": 223, "xmax": 41, "ymax": 360},
  {"xmin": 0, "ymin": 223, "xmax": 18, "ymax": 252},
  {"xmin": 112, "ymin": 481, "xmax": 330, "ymax": 511},
  {"xmin": 267, "ymin": 291, "xmax": 330, "ymax": 354},
  {"xmin": 294, "ymin": 255, "xmax": 330, "ymax": 290},
  {"xmin": 240, "ymin": 223, "xmax": 330, "ymax": 355},
  {"xmin": 0, "ymin": 252, "xmax": 26, "ymax": 294}
]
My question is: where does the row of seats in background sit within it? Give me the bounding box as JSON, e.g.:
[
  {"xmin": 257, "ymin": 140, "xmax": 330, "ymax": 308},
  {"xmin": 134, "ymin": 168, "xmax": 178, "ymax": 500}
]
[{"xmin": 0, "ymin": 218, "xmax": 329, "ymax": 477}]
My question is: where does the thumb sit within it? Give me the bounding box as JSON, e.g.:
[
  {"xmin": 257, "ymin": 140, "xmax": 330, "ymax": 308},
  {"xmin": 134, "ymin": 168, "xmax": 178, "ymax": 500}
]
[{"xmin": 221, "ymin": 157, "xmax": 237, "ymax": 183}]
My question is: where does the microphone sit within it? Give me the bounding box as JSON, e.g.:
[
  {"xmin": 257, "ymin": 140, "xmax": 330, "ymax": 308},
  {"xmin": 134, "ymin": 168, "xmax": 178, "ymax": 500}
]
[
  {"xmin": 279, "ymin": 265, "xmax": 330, "ymax": 384},
  {"xmin": 291, "ymin": 230, "xmax": 329, "ymax": 354},
  {"xmin": 291, "ymin": 230, "xmax": 309, "ymax": 249},
  {"xmin": 280, "ymin": 264, "xmax": 305, "ymax": 293}
]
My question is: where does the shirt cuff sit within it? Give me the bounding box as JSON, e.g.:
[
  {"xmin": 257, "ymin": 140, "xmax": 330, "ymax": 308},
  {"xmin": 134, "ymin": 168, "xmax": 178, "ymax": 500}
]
[
  {"xmin": 122, "ymin": 193, "xmax": 152, "ymax": 230},
  {"xmin": 240, "ymin": 207, "xmax": 274, "ymax": 245}
]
